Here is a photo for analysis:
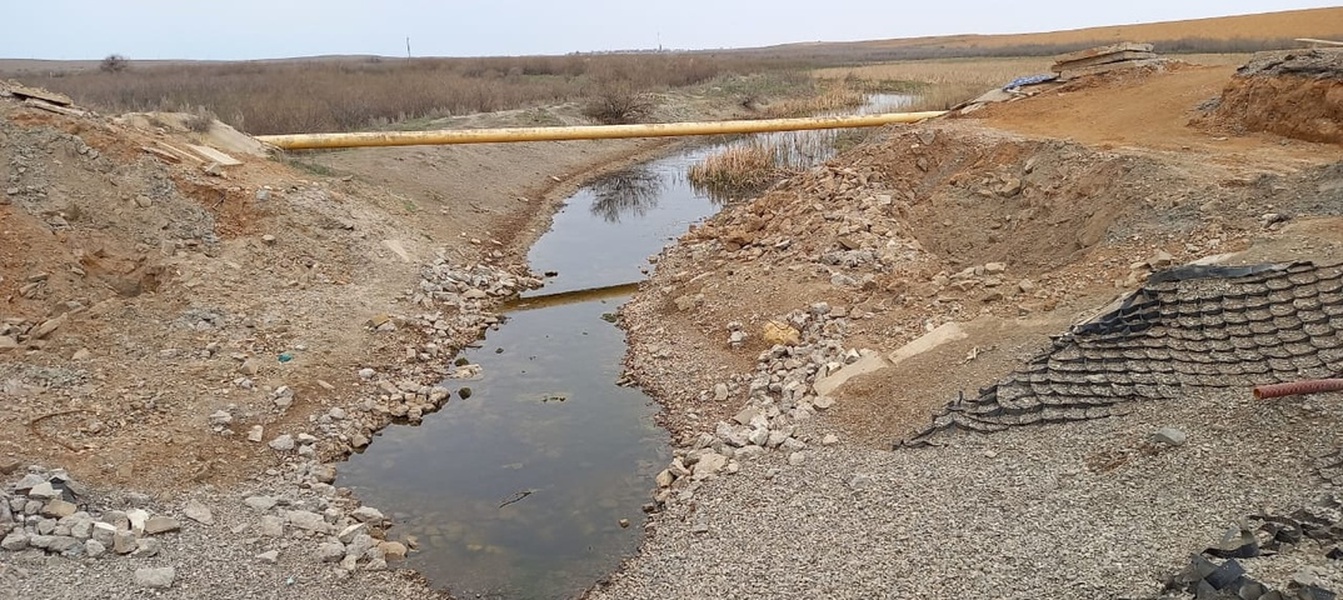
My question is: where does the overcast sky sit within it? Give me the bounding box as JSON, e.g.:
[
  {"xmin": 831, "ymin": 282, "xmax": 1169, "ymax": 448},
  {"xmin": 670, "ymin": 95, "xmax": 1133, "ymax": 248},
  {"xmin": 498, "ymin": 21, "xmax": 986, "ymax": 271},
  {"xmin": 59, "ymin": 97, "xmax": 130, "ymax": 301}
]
[{"xmin": 3, "ymin": 1, "xmax": 1338, "ymax": 60}]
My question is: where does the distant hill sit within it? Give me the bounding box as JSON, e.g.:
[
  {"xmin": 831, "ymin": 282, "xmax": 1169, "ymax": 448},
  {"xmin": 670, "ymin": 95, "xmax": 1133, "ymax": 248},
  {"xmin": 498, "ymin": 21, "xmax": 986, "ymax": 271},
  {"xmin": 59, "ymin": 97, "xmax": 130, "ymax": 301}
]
[
  {"xmin": 3, "ymin": 6, "xmax": 1340, "ymax": 72},
  {"xmin": 748, "ymin": 7, "xmax": 1343, "ymax": 59}
]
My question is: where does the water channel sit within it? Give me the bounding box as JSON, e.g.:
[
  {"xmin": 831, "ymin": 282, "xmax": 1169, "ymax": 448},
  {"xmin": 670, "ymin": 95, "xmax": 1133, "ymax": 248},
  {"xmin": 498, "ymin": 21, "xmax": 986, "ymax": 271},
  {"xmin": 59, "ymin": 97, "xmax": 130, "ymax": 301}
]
[{"xmin": 338, "ymin": 94, "xmax": 911, "ymax": 599}]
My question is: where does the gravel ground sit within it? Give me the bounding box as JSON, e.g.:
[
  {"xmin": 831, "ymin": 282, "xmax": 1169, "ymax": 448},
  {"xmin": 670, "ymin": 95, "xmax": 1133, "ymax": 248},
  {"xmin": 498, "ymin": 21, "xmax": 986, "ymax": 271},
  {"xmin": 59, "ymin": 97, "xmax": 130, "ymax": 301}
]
[
  {"xmin": 588, "ymin": 388, "xmax": 1343, "ymax": 599},
  {"xmin": 0, "ymin": 477, "xmax": 440, "ymax": 600}
]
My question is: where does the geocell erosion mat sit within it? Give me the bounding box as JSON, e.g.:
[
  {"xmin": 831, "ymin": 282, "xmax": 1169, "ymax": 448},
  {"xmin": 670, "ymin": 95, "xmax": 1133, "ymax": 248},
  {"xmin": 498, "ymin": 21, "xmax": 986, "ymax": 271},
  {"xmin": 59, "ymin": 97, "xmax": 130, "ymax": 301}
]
[{"xmin": 901, "ymin": 261, "xmax": 1343, "ymax": 447}]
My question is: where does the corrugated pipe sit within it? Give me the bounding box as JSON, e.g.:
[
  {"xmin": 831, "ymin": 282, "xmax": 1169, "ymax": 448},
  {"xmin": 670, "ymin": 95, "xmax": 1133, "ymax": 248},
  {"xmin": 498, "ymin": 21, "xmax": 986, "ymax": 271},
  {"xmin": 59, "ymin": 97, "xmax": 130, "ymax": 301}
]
[
  {"xmin": 1252, "ymin": 379, "xmax": 1343, "ymax": 399},
  {"xmin": 255, "ymin": 111, "xmax": 947, "ymax": 150}
]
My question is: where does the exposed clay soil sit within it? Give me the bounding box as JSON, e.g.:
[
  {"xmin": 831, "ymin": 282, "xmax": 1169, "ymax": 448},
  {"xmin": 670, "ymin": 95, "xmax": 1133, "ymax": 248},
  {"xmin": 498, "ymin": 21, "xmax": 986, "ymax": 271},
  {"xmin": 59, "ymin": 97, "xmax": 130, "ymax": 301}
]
[{"xmin": 1195, "ymin": 48, "xmax": 1343, "ymax": 145}]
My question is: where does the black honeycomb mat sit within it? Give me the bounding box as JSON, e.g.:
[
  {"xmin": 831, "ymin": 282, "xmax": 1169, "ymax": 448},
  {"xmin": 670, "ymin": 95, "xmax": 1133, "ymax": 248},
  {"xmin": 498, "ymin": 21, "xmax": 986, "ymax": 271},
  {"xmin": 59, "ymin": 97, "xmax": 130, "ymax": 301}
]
[{"xmin": 899, "ymin": 261, "xmax": 1343, "ymax": 448}]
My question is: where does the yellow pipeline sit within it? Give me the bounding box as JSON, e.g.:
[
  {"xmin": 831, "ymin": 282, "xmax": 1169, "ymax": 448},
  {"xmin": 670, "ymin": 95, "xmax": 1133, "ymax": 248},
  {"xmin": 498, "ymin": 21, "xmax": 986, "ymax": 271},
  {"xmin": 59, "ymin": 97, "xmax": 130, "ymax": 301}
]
[{"xmin": 255, "ymin": 111, "xmax": 946, "ymax": 150}]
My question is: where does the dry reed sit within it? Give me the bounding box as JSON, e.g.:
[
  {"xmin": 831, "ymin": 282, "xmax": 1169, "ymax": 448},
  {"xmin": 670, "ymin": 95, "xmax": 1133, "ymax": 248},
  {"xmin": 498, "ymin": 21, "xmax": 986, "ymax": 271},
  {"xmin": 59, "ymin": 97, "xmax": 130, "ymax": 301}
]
[{"xmin": 686, "ymin": 142, "xmax": 787, "ymax": 194}]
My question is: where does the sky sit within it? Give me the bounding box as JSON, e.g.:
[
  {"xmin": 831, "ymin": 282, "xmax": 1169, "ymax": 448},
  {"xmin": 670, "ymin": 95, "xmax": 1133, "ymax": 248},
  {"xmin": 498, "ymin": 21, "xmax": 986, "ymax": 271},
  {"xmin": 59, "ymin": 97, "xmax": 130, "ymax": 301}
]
[{"xmin": 2, "ymin": 0, "xmax": 1339, "ymax": 60}]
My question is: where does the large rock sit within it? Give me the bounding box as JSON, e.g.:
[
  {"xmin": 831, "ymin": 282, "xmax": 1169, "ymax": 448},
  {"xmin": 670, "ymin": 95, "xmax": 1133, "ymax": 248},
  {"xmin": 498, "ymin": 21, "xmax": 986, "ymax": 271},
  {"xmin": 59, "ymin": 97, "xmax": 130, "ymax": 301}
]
[
  {"xmin": 134, "ymin": 567, "xmax": 176, "ymax": 589},
  {"xmin": 285, "ymin": 510, "xmax": 330, "ymax": 533},
  {"xmin": 84, "ymin": 539, "xmax": 106, "ymax": 558},
  {"xmin": 336, "ymin": 522, "xmax": 366, "ymax": 544},
  {"xmin": 0, "ymin": 530, "xmax": 28, "ymax": 551},
  {"xmin": 350, "ymin": 506, "xmax": 384, "ymax": 523},
  {"xmin": 144, "ymin": 516, "xmax": 181, "ymax": 535},
  {"xmin": 379, "ymin": 541, "xmax": 408, "ymax": 560},
  {"xmin": 27, "ymin": 482, "xmax": 59, "ymax": 500},
  {"xmin": 692, "ymin": 453, "xmax": 729, "ymax": 480},
  {"xmin": 243, "ymin": 495, "xmax": 277, "ymax": 511},
  {"xmin": 112, "ymin": 531, "xmax": 137, "ymax": 554},
  {"xmin": 762, "ymin": 321, "xmax": 801, "ymax": 346},
  {"xmin": 268, "ymin": 434, "xmax": 295, "ymax": 451},
  {"xmin": 41, "ymin": 499, "xmax": 77, "ymax": 518},
  {"xmin": 319, "ymin": 541, "xmax": 347, "ymax": 562},
  {"xmin": 183, "ymin": 501, "xmax": 214, "ymax": 525},
  {"xmin": 1153, "ymin": 427, "xmax": 1188, "ymax": 447},
  {"xmin": 258, "ymin": 516, "xmax": 284, "ymax": 537},
  {"xmin": 91, "ymin": 522, "xmax": 116, "ymax": 546}
]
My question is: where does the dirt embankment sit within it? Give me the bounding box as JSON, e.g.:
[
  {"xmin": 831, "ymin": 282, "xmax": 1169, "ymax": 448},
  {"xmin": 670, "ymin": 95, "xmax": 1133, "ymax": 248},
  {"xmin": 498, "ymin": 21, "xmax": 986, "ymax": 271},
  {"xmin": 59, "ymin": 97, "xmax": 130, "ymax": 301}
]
[
  {"xmin": 1195, "ymin": 48, "xmax": 1343, "ymax": 145},
  {"xmin": 622, "ymin": 113, "xmax": 1343, "ymax": 443}
]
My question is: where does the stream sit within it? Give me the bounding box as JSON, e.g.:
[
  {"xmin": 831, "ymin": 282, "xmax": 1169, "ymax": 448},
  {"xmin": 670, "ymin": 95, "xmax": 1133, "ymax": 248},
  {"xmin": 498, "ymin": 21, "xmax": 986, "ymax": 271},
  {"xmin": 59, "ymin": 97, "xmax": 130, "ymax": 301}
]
[{"xmin": 337, "ymin": 94, "xmax": 911, "ymax": 599}]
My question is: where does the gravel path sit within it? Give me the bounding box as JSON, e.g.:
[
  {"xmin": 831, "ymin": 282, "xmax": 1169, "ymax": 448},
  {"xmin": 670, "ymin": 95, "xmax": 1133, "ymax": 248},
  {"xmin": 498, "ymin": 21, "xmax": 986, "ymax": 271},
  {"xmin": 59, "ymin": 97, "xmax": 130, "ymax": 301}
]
[{"xmin": 589, "ymin": 388, "xmax": 1343, "ymax": 599}]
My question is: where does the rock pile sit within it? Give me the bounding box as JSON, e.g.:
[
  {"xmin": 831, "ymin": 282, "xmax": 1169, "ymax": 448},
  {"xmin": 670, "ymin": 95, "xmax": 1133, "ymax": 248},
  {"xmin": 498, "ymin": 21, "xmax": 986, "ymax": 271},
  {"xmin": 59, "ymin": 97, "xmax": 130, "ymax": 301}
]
[
  {"xmin": 688, "ymin": 164, "xmax": 929, "ymax": 290},
  {"xmin": 1, "ymin": 464, "xmax": 411, "ymax": 586},
  {"xmin": 652, "ymin": 303, "xmax": 857, "ymax": 505},
  {"xmin": 1, "ymin": 468, "xmax": 176, "ymax": 559}
]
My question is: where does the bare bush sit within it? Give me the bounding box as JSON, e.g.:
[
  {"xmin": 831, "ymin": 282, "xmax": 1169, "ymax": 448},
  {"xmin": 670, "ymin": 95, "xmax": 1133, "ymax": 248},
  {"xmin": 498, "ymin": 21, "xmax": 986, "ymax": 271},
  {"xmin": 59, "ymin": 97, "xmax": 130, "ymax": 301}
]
[
  {"xmin": 582, "ymin": 80, "xmax": 656, "ymax": 124},
  {"xmin": 99, "ymin": 54, "xmax": 129, "ymax": 73},
  {"xmin": 184, "ymin": 106, "xmax": 215, "ymax": 133}
]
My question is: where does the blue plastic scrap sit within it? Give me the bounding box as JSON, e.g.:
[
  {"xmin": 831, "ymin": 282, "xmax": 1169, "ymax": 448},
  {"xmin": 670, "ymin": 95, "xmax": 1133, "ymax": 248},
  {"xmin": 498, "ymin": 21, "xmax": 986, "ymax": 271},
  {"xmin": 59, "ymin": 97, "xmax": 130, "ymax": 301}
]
[{"xmin": 1003, "ymin": 74, "xmax": 1058, "ymax": 91}]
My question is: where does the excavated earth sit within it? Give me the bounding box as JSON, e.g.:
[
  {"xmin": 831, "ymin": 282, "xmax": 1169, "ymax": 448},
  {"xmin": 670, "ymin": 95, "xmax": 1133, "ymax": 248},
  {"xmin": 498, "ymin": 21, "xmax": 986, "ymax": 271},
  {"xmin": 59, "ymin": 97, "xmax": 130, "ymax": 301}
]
[
  {"xmin": 596, "ymin": 62, "xmax": 1343, "ymax": 599},
  {"xmin": 1196, "ymin": 48, "xmax": 1343, "ymax": 144}
]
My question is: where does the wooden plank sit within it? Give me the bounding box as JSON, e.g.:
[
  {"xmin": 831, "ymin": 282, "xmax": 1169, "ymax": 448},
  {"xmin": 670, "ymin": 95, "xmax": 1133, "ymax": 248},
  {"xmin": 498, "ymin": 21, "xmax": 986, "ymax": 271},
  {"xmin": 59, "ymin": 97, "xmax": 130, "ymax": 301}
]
[
  {"xmin": 185, "ymin": 144, "xmax": 243, "ymax": 166},
  {"xmin": 9, "ymin": 85, "xmax": 72, "ymax": 106},
  {"xmin": 22, "ymin": 98, "xmax": 88, "ymax": 117},
  {"xmin": 142, "ymin": 146, "xmax": 181, "ymax": 163},
  {"xmin": 1054, "ymin": 42, "xmax": 1154, "ymax": 64},
  {"xmin": 155, "ymin": 142, "xmax": 203, "ymax": 164},
  {"xmin": 1053, "ymin": 50, "xmax": 1158, "ymax": 72},
  {"xmin": 1058, "ymin": 58, "xmax": 1167, "ymax": 81}
]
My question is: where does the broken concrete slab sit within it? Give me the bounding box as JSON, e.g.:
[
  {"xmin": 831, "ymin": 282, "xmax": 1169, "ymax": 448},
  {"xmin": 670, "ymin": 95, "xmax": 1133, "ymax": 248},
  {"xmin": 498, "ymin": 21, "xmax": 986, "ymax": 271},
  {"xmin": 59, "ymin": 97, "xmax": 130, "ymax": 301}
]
[
  {"xmin": 812, "ymin": 350, "xmax": 890, "ymax": 397},
  {"xmin": 887, "ymin": 322, "xmax": 967, "ymax": 366}
]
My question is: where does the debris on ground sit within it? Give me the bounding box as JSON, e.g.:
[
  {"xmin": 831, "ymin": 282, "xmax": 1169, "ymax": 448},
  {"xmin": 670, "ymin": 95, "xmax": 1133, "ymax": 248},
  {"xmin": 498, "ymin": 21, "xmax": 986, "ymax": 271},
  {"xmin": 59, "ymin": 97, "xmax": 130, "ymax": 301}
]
[{"xmin": 1052, "ymin": 42, "xmax": 1165, "ymax": 81}]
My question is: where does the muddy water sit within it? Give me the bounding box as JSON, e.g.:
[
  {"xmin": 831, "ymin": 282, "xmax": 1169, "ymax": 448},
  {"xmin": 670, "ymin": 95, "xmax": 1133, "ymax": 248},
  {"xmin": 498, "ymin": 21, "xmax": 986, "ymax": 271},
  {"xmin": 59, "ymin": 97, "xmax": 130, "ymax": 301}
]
[{"xmin": 338, "ymin": 147, "xmax": 726, "ymax": 599}]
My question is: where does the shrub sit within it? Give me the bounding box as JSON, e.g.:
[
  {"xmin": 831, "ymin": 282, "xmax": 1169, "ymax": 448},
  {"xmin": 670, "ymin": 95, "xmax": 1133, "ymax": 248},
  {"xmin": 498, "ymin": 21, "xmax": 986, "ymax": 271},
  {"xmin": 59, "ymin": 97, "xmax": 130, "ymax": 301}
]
[
  {"xmin": 100, "ymin": 54, "xmax": 129, "ymax": 73},
  {"xmin": 184, "ymin": 106, "xmax": 216, "ymax": 133},
  {"xmin": 582, "ymin": 80, "xmax": 656, "ymax": 124}
]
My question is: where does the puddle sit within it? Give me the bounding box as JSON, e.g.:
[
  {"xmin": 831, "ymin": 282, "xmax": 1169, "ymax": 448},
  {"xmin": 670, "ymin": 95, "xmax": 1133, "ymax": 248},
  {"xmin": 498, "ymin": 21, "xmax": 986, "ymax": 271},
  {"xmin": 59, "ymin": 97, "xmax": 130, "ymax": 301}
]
[
  {"xmin": 338, "ymin": 94, "xmax": 909, "ymax": 599},
  {"xmin": 338, "ymin": 146, "xmax": 726, "ymax": 599}
]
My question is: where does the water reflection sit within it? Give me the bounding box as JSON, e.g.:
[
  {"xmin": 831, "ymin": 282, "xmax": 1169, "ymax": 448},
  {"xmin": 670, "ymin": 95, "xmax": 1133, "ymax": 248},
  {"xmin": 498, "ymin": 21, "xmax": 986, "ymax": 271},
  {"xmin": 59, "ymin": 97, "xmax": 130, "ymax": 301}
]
[
  {"xmin": 588, "ymin": 167, "xmax": 664, "ymax": 223},
  {"xmin": 339, "ymin": 145, "xmax": 727, "ymax": 600}
]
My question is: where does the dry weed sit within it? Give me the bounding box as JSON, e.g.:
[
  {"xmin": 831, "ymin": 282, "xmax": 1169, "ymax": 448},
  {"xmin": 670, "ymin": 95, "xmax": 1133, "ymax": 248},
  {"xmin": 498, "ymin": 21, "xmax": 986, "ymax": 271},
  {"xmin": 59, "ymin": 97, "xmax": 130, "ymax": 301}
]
[{"xmin": 687, "ymin": 143, "xmax": 788, "ymax": 195}]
